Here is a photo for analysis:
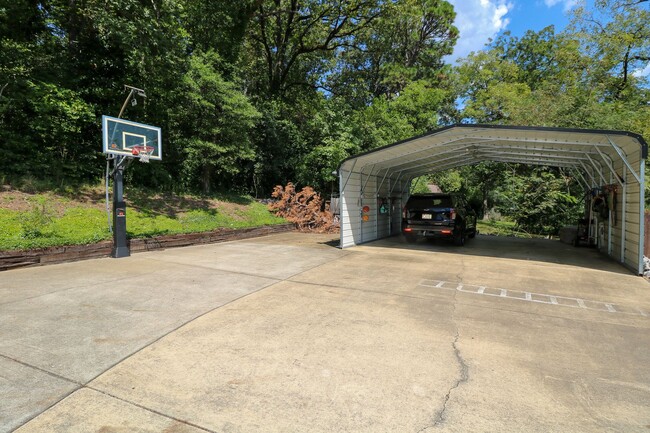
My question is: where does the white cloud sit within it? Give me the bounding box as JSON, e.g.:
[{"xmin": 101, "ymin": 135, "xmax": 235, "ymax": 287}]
[
  {"xmin": 447, "ymin": 0, "xmax": 513, "ymax": 63},
  {"xmin": 632, "ymin": 62, "xmax": 650, "ymax": 78},
  {"xmin": 544, "ymin": 0, "xmax": 581, "ymax": 12}
]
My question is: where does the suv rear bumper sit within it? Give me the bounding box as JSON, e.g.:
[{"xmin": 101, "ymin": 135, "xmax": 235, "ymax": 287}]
[{"xmin": 403, "ymin": 224, "xmax": 457, "ymax": 238}]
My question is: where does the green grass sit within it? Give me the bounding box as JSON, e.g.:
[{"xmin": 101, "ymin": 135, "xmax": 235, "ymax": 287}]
[
  {"xmin": 0, "ymin": 192, "xmax": 286, "ymax": 251},
  {"xmin": 0, "ymin": 207, "xmax": 109, "ymax": 250},
  {"xmin": 126, "ymin": 203, "xmax": 285, "ymax": 238},
  {"xmin": 477, "ymin": 219, "xmax": 545, "ymax": 238}
]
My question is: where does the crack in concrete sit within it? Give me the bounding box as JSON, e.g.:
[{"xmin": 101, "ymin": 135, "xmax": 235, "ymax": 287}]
[
  {"xmin": 419, "ymin": 276, "xmax": 469, "ymax": 432},
  {"xmin": 432, "ymin": 327, "xmax": 469, "ymax": 428}
]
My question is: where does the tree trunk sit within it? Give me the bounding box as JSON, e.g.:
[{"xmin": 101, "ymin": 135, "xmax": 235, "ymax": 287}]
[
  {"xmin": 202, "ymin": 164, "xmax": 213, "ymax": 194},
  {"xmin": 482, "ymin": 188, "xmax": 489, "ymax": 220}
]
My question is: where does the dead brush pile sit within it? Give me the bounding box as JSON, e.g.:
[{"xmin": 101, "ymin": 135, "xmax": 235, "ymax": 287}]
[{"xmin": 268, "ymin": 183, "xmax": 339, "ymax": 233}]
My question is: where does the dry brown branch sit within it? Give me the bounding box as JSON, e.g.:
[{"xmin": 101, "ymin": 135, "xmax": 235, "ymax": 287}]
[{"xmin": 268, "ymin": 183, "xmax": 339, "ymax": 233}]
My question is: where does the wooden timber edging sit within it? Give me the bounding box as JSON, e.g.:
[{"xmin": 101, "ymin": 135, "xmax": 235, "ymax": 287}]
[{"xmin": 0, "ymin": 223, "xmax": 295, "ymax": 272}]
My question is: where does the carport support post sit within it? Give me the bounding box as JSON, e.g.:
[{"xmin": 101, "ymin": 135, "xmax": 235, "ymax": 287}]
[
  {"xmin": 388, "ymin": 178, "xmax": 392, "ymax": 236},
  {"xmin": 621, "ymin": 165, "xmax": 627, "ymax": 263},
  {"xmin": 639, "ymin": 161, "xmax": 645, "ymax": 275},
  {"xmin": 608, "ymin": 172, "xmax": 613, "ymax": 256},
  {"xmin": 573, "ymin": 169, "xmax": 589, "ymax": 192},
  {"xmin": 360, "ymin": 170, "xmax": 363, "ymax": 244},
  {"xmin": 339, "ymin": 170, "xmax": 344, "ymax": 249},
  {"xmin": 389, "ymin": 172, "xmax": 403, "ymax": 196},
  {"xmin": 580, "ymin": 161, "xmax": 596, "ymax": 188},
  {"xmin": 402, "ymin": 177, "xmax": 412, "ymax": 197},
  {"xmin": 376, "ymin": 197, "xmax": 379, "ymax": 241}
]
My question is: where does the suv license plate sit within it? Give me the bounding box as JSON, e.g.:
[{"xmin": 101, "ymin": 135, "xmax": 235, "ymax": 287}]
[{"xmin": 421, "ymin": 213, "xmax": 432, "ymax": 220}]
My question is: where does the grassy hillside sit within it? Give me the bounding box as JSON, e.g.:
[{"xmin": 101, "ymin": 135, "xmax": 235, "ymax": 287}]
[{"xmin": 0, "ymin": 185, "xmax": 286, "ymax": 251}]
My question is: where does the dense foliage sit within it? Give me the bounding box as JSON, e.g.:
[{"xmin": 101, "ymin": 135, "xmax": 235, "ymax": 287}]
[{"xmin": 1, "ymin": 0, "xmax": 648, "ymax": 234}]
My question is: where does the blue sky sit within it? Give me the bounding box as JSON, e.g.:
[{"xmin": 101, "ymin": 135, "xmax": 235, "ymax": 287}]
[{"xmin": 447, "ymin": 0, "xmax": 583, "ymax": 62}]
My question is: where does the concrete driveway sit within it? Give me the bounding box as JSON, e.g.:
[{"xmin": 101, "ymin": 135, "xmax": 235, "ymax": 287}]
[{"xmin": 1, "ymin": 233, "xmax": 649, "ymax": 432}]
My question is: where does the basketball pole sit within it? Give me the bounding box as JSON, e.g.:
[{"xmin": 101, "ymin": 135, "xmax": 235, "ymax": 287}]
[
  {"xmin": 111, "ymin": 159, "xmax": 129, "ymax": 258},
  {"xmin": 110, "ymin": 85, "xmax": 146, "ymax": 258}
]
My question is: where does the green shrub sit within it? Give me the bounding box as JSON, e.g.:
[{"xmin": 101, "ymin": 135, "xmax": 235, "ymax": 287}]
[{"xmin": 19, "ymin": 197, "xmax": 54, "ymax": 239}]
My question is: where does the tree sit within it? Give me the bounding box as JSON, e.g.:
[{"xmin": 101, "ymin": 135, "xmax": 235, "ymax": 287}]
[
  {"xmin": 0, "ymin": 0, "xmax": 97, "ymax": 182},
  {"xmin": 496, "ymin": 167, "xmax": 582, "ymax": 235},
  {"xmin": 570, "ymin": 0, "xmax": 649, "ymax": 100},
  {"xmin": 1, "ymin": 0, "xmax": 193, "ymax": 184},
  {"xmin": 328, "ymin": 0, "xmax": 458, "ymax": 104},
  {"xmin": 451, "ymin": 27, "xmax": 595, "ymax": 126},
  {"xmin": 171, "ymin": 51, "xmax": 260, "ymax": 193},
  {"xmin": 295, "ymin": 101, "xmax": 361, "ymax": 192},
  {"xmin": 243, "ymin": 0, "xmax": 381, "ymax": 97},
  {"xmin": 182, "ymin": 0, "xmax": 259, "ymax": 65}
]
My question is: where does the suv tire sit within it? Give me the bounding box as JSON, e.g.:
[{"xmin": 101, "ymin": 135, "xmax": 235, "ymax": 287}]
[{"xmin": 453, "ymin": 228, "xmax": 465, "ymax": 246}]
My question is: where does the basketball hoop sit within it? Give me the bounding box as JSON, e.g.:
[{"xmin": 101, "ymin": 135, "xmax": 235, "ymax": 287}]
[{"xmin": 131, "ymin": 145, "xmax": 155, "ymax": 163}]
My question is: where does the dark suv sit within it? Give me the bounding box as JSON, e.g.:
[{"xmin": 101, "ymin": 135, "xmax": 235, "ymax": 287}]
[{"xmin": 402, "ymin": 193, "xmax": 477, "ymax": 246}]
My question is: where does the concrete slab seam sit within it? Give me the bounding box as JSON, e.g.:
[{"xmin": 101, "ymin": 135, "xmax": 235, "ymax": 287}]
[
  {"xmin": 289, "ymin": 278, "xmax": 433, "ymax": 302},
  {"xmin": 283, "ymin": 251, "xmax": 354, "ymax": 280},
  {"xmin": 0, "ymin": 352, "xmax": 82, "ymax": 387},
  {"xmin": 144, "ymin": 257, "xmax": 284, "ymax": 283},
  {"xmin": 0, "ymin": 272, "xmax": 152, "ymax": 307},
  {"xmin": 7, "ymin": 278, "xmax": 279, "ymax": 432},
  {"xmin": 420, "ymin": 279, "xmax": 649, "ymax": 318},
  {"xmin": 83, "ymin": 279, "xmax": 280, "ymax": 386},
  {"xmin": 147, "ymin": 250, "xmax": 353, "ymax": 283},
  {"xmin": 59, "ymin": 253, "xmax": 357, "ymax": 433},
  {"xmin": 6, "ymin": 250, "xmax": 355, "ymax": 432},
  {"xmin": 0, "ymin": 353, "xmax": 83, "ymax": 432},
  {"xmin": 84, "ymin": 386, "xmax": 217, "ymax": 433}
]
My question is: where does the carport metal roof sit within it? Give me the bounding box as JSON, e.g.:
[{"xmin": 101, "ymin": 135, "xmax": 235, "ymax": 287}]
[{"xmin": 338, "ymin": 124, "xmax": 647, "ymax": 186}]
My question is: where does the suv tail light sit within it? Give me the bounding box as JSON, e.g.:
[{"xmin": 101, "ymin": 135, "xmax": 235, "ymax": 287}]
[{"xmin": 449, "ymin": 208, "xmax": 456, "ymax": 220}]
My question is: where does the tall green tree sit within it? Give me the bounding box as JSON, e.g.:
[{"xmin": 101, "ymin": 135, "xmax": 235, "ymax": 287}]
[
  {"xmin": 329, "ymin": 0, "xmax": 457, "ymax": 103},
  {"xmin": 243, "ymin": 0, "xmax": 381, "ymax": 97},
  {"xmin": 571, "ymin": 0, "xmax": 649, "ymax": 100},
  {"xmin": 496, "ymin": 167, "xmax": 582, "ymax": 235},
  {"xmin": 0, "ymin": 0, "xmax": 96, "ymax": 182},
  {"xmin": 182, "ymin": 0, "xmax": 259, "ymax": 65},
  {"xmin": 171, "ymin": 51, "xmax": 260, "ymax": 193}
]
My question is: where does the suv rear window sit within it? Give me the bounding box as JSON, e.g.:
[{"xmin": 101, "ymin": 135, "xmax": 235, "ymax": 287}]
[{"xmin": 407, "ymin": 196, "xmax": 453, "ymax": 209}]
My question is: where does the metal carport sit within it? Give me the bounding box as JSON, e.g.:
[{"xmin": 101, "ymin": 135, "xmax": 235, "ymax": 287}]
[{"xmin": 337, "ymin": 124, "xmax": 648, "ymax": 274}]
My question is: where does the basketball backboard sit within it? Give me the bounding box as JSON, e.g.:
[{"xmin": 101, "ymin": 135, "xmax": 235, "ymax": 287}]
[{"xmin": 102, "ymin": 115, "xmax": 162, "ymax": 160}]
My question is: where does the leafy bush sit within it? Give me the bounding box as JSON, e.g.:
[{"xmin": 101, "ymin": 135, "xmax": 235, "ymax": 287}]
[{"xmin": 19, "ymin": 197, "xmax": 54, "ymax": 239}]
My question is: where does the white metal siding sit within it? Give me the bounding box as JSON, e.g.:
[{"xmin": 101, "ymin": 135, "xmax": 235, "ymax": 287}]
[
  {"xmin": 340, "ymin": 170, "xmax": 361, "ymax": 248},
  {"xmin": 340, "ymin": 172, "xmax": 410, "ymax": 246}
]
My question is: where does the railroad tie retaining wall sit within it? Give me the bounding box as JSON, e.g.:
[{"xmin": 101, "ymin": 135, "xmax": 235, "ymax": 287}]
[{"xmin": 0, "ymin": 224, "xmax": 295, "ymax": 271}]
